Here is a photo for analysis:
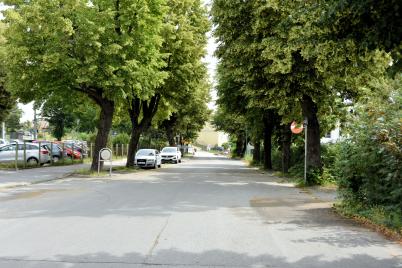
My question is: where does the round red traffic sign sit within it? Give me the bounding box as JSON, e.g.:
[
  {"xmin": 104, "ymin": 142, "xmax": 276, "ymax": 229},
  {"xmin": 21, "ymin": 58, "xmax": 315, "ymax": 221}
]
[{"xmin": 291, "ymin": 121, "xmax": 304, "ymax": 134}]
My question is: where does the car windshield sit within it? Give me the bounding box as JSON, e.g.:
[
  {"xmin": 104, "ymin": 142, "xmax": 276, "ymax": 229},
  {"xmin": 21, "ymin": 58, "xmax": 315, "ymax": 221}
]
[
  {"xmin": 162, "ymin": 148, "xmax": 177, "ymax": 153},
  {"xmin": 136, "ymin": 149, "xmax": 155, "ymax": 156}
]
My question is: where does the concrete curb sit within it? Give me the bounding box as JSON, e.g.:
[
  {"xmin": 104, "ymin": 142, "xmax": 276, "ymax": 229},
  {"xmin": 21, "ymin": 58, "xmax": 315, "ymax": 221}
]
[{"xmin": 0, "ymin": 171, "xmax": 75, "ymax": 190}]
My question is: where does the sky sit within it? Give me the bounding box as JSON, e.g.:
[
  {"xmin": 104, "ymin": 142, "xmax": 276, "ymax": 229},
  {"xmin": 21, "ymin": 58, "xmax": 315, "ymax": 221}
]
[{"xmin": 2, "ymin": 1, "xmax": 218, "ymax": 122}]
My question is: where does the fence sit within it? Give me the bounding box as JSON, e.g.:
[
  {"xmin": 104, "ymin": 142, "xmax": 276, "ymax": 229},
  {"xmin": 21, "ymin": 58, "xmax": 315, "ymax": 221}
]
[
  {"xmin": 2, "ymin": 142, "xmax": 180, "ymax": 170},
  {"xmin": 3, "ymin": 142, "xmax": 132, "ymax": 170}
]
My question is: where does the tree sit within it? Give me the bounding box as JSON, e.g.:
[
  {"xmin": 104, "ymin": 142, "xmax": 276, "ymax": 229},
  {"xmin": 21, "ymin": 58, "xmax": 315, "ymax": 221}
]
[
  {"xmin": 211, "ymin": 0, "xmax": 284, "ymax": 169},
  {"xmin": 5, "ymin": 106, "xmax": 22, "ymax": 133},
  {"xmin": 0, "ymin": 22, "xmax": 15, "ymax": 123},
  {"xmin": 4, "ymin": 0, "xmax": 167, "ymax": 170},
  {"xmin": 125, "ymin": 0, "xmax": 210, "ymax": 167},
  {"xmin": 212, "ymin": 107, "xmax": 247, "ymax": 157},
  {"xmin": 212, "ymin": 0, "xmax": 392, "ymax": 180},
  {"xmin": 42, "ymin": 95, "xmax": 75, "ymax": 141},
  {"xmin": 160, "ymin": 72, "xmax": 211, "ymax": 146}
]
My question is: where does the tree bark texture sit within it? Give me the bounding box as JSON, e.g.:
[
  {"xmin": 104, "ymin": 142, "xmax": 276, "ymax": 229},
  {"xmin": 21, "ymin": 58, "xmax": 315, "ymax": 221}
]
[
  {"xmin": 162, "ymin": 113, "xmax": 178, "ymax": 146},
  {"xmin": 301, "ymin": 94, "xmax": 322, "ymax": 170},
  {"xmin": 235, "ymin": 134, "xmax": 245, "ymax": 158},
  {"xmin": 281, "ymin": 123, "xmax": 292, "ymax": 173},
  {"xmin": 90, "ymin": 99, "xmax": 114, "ymax": 171},
  {"xmin": 263, "ymin": 115, "xmax": 274, "ymax": 170},
  {"xmin": 253, "ymin": 140, "xmax": 261, "ymax": 164},
  {"xmin": 126, "ymin": 95, "xmax": 160, "ymax": 168}
]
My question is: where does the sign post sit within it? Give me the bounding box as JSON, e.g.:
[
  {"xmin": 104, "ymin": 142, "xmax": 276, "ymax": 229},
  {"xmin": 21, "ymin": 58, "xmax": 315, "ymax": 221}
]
[
  {"xmin": 290, "ymin": 120, "xmax": 308, "ymax": 185},
  {"xmin": 98, "ymin": 148, "xmax": 113, "ymax": 177},
  {"xmin": 303, "ymin": 118, "xmax": 308, "ymax": 185}
]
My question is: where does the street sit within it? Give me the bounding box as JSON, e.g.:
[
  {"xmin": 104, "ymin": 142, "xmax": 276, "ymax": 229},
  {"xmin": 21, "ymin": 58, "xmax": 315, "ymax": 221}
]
[{"xmin": 0, "ymin": 152, "xmax": 401, "ymax": 268}]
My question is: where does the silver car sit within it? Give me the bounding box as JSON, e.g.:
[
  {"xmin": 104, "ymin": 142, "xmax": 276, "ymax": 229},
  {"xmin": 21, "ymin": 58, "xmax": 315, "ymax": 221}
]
[
  {"xmin": 0, "ymin": 143, "xmax": 51, "ymax": 165},
  {"xmin": 134, "ymin": 149, "xmax": 162, "ymax": 169}
]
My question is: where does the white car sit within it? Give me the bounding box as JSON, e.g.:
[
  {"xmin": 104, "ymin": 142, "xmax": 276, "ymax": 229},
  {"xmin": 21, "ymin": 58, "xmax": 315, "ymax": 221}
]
[
  {"xmin": 135, "ymin": 149, "xmax": 162, "ymax": 169},
  {"xmin": 0, "ymin": 142, "xmax": 50, "ymax": 165},
  {"xmin": 161, "ymin": 147, "xmax": 182, "ymax": 164},
  {"xmin": 0, "ymin": 139, "xmax": 7, "ymax": 146}
]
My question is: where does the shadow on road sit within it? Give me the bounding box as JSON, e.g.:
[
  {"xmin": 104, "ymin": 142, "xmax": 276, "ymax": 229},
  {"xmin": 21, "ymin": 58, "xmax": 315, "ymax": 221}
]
[{"xmin": 1, "ymin": 250, "xmax": 400, "ymax": 268}]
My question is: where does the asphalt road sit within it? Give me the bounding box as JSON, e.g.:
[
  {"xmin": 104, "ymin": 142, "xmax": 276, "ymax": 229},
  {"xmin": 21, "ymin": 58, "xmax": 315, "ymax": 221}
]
[{"xmin": 0, "ymin": 152, "xmax": 401, "ymax": 268}]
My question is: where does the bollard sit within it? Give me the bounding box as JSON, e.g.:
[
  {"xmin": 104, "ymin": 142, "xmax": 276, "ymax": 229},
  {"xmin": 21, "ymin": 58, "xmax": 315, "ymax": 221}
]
[
  {"xmin": 50, "ymin": 142, "xmax": 54, "ymax": 165},
  {"xmin": 62, "ymin": 142, "xmax": 65, "ymax": 163},
  {"xmin": 23, "ymin": 141, "xmax": 26, "ymax": 169},
  {"xmin": 15, "ymin": 143, "xmax": 18, "ymax": 171},
  {"xmin": 38, "ymin": 141, "xmax": 41, "ymax": 166},
  {"xmin": 72, "ymin": 143, "xmax": 75, "ymax": 163}
]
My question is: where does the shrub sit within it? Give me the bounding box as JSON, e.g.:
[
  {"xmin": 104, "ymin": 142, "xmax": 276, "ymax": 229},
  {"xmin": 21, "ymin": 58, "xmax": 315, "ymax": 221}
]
[
  {"xmin": 335, "ymin": 88, "xmax": 401, "ymax": 213},
  {"xmin": 112, "ymin": 133, "xmax": 130, "ymax": 145}
]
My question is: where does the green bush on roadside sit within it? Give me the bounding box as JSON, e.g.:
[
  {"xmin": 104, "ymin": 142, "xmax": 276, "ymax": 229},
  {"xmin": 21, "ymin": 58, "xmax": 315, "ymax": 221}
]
[
  {"xmin": 333, "ymin": 86, "xmax": 401, "ymax": 232},
  {"xmin": 112, "ymin": 133, "xmax": 130, "ymax": 145}
]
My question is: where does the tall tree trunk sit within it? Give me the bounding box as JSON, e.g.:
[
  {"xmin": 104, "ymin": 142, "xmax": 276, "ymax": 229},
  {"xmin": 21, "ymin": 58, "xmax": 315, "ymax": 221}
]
[
  {"xmin": 91, "ymin": 100, "xmax": 114, "ymax": 171},
  {"xmin": 301, "ymin": 94, "xmax": 322, "ymax": 170},
  {"xmin": 235, "ymin": 135, "xmax": 245, "ymax": 158},
  {"xmin": 263, "ymin": 116, "xmax": 273, "ymax": 170},
  {"xmin": 253, "ymin": 140, "xmax": 261, "ymax": 164},
  {"xmin": 166, "ymin": 126, "xmax": 176, "ymax": 146},
  {"xmin": 281, "ymin": 123, "xmax": 292, "ymax": 173},
  {"xmin": 162, "ymin": 113, "xmax": 178, "ymax": 146},
  {"xmin": 126, "ymin": 95, "xmax": 160, "ymax": 168}
]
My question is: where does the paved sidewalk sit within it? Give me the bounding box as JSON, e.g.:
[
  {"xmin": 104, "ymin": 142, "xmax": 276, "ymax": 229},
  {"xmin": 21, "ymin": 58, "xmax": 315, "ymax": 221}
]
[
  {"xmin": 0, "ymin": 159, "xmax": 129, "ymax": 188},
  {"xmin": 0, "ymin": 164, "xmax": 88, "ymax": 188}
]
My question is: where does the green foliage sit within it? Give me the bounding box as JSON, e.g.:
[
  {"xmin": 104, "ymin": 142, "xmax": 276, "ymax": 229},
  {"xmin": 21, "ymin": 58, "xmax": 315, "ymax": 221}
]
[
  {"xmin": 74, "ymin": 132, "xmax": 96, "ymax": 144},
  {"xmin": 42, "ymin": 95, "xmax": 75, "ymax": 140},
  {"xmin": 4, "ymin": 0, "xmax": 168, "ymax": 103},
  {"xmin": 0, "ymin": 21, "xmax": 16, "ymax": 122},
  {"xmin": 112, "ymin": 133, "xmax": 130, "ymax": 146},
  {"xmin": 335, "ymin": 82, "xmax": 401, "ymax": 213},
  {"xmin": 336, "ymin": 201, "xmax": 402, "ymax": 236},
  {"xmin": 5, "ymin": 106, "xmax": 22, "ymax": 133},
  {"xmin": 158, "ymin": 0, "xmax": 211, "ymax": 144}
]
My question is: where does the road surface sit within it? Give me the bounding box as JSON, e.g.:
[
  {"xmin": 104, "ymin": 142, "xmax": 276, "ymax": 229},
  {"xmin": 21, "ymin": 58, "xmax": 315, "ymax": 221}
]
[{"xmin": 0, "ymin": 152, "xmax": 401, "ymax": 267}]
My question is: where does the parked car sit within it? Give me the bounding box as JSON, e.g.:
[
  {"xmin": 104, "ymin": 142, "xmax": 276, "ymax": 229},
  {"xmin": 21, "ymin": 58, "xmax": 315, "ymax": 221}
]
[
  {"xmin": 32, "ymin": 141, "xmax": 64, "ymax": 162},
  {"xmin": 63, "ymin": 142, "xmax": 85, "ymax": 159},
  {"xmin": 64, "ymin": 146, "xmax": 82, "ymax": 159},
  {"xmin": 0, "ymin": 142, "xmax": 50, "ymax": 165},
  {"xmin": 160, "ymin": 147, "xmax": 182, "ymax": 164},
  {"xmin": 0, "ymin": 139, "xmax": 8, "ymax": 146},
  {"xmin": 135, "ymin": 149, "xmax": 162, "ymax": 169}
]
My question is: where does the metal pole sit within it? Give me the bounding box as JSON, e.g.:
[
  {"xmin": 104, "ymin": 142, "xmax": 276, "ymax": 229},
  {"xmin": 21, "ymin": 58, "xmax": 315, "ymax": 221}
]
[
  {"xmin": 304, "ymin": 118, "xmax": 308, "ymax": 185},
  {"xmin": 38, "ymin": 141, "xmax": 41, "ymax": 166},
  {"xmin": 50, "ymin": 142, "xmax": 53, "ymax": 165},
  {"xmin": 62, "ymin": 142, "xmax": 65, "ymax": 163},
  {"xmin": 33, "ymin": 108, "xmax": 38, "ymax": 140},
  {"xmin": 23, "ymin": 141, "xmax": 26, "ymax": 169},
  {"xmin": 98, "ymin": 150, "xmax": 101, "ymax": 175},
  {"xmin": 15, "ymin": 143, "xmax": 18, "ymax": 171}
]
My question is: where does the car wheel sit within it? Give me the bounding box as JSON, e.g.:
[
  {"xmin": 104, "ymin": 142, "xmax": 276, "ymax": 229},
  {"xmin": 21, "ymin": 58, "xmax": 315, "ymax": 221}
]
[
  {"xmin": 27, "ymin": 157, "xmax": 38, "ymax": 165},
  {"xmin": 52, "ymin": 156, "xmax": 60, "ymax": 163},
  {"xmin": 179, "ymin": 159, "xmax": 182, "ymax": 163}
]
